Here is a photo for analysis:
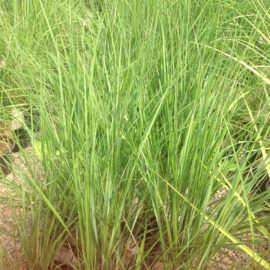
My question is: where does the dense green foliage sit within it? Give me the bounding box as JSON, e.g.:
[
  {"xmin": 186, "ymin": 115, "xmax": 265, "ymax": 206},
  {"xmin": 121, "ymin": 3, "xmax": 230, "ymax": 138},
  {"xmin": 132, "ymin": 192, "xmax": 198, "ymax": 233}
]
[{"xmin": 0, "ymin": 1, "xmax": 270, "ymax": 269}]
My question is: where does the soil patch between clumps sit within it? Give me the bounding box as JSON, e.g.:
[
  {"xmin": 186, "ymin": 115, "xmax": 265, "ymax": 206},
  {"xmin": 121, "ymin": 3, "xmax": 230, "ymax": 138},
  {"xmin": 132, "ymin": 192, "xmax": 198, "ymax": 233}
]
[{"xmin": 0, "ymin": 146, "xmax": 42, "ymax": 269}]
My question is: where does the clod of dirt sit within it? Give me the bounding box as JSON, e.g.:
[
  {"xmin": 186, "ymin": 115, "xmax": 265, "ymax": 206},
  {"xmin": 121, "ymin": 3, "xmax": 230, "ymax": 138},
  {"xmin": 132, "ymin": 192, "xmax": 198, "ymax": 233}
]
[
  {"xmin": 0, "ymin": 108, "xmax": 28, "ymax": 175},
  {"xmin": 11, "ymin": 108, "xmax": 25, "ymax": 131},
  {"xmin": 53, "ymin": 247, "xmax": 77, "ymax": 265},
  {"xmin": 0, "ymin": 121, "xmax": 14, "ymax": 175},
  {"xmin": 152, "ymin": 262, "xmax": 164, "ymax": 270}
]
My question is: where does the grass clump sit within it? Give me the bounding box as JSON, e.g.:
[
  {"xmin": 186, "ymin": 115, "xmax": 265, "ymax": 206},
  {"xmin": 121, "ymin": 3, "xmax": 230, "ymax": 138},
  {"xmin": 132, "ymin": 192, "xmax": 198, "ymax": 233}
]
[{"xmin": 0, "ymin": 0, "xmax": 270, "ymax": 269}]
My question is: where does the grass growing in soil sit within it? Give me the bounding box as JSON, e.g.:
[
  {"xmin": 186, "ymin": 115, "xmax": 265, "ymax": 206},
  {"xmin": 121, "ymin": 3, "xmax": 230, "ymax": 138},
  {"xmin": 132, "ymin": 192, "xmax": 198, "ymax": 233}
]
[{"xmin": 0, "ymin": 0, "xmax": 270, "ymax": 269}]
